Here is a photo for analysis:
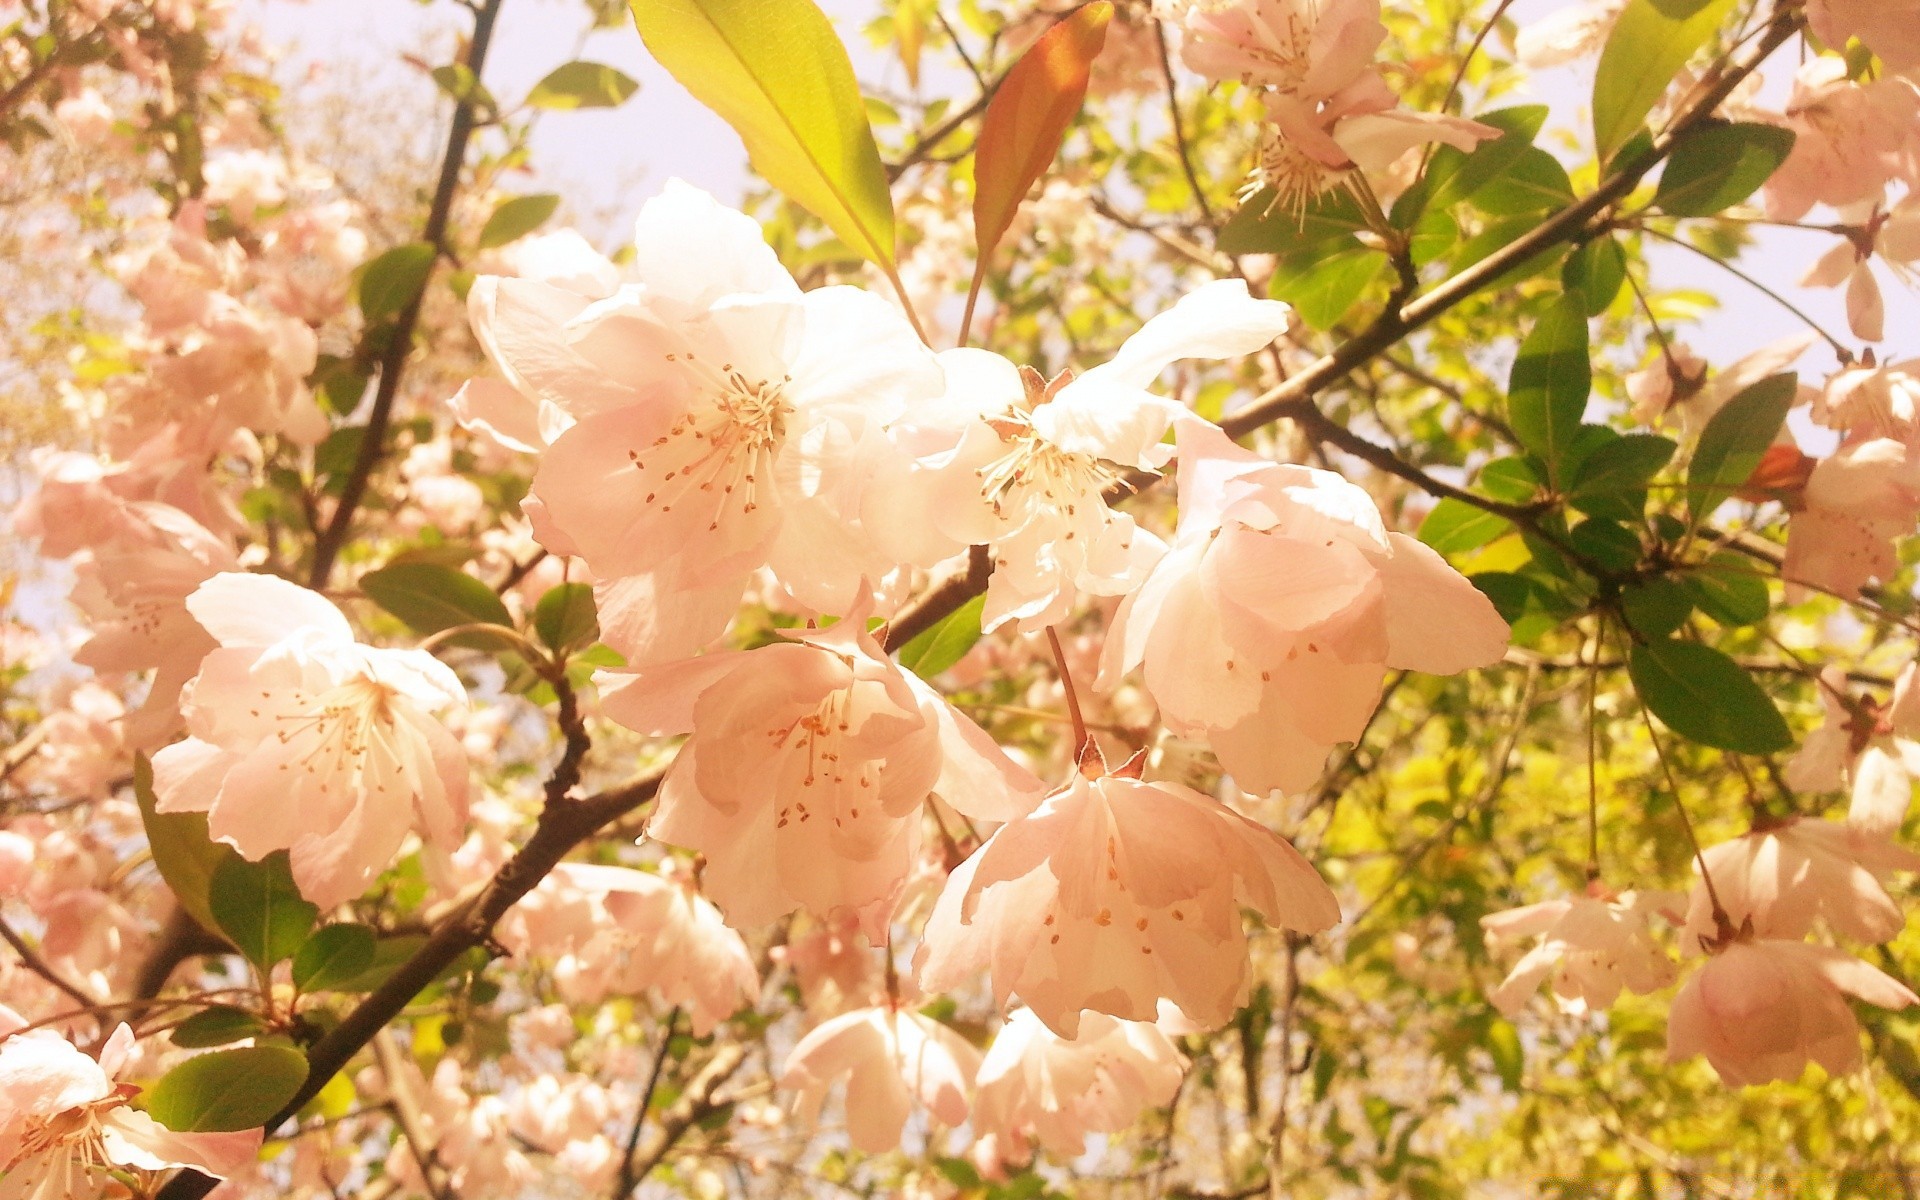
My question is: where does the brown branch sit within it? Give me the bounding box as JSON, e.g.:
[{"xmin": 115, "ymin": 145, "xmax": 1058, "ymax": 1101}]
[
  {"xmin": 0, "ymin": 913, "xmax": 96, "ymax": 1011},
  {"xmin": 623, "ymin": 1041, "xmax": 748, "ymax": 1187},
  {"xmin": 307, "ymin": 0, "xmax": 507, "ymax": 589}
]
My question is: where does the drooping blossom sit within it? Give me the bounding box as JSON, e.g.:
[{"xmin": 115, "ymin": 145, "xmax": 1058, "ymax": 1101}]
[
  {"xmin": 1626, "ymin": 335, "xmax": 1811, "ymax": 436},
  {"xmin": 884, "ymin": 280, "xmax": 1292, "ymax": 631},
  {"xmin": 1785, "ymin": 663, "xmax": 1920, "ymax": 836},
  {"xmin": 1479, "ymin": 884, "xmax": 1683, "ymax": 1016},
  {"xmin": 462, "ymin": 180, "xmax": 948, "ymax": 663},
  {"xmin": 1513, "ymin": 0, "xmax": 1623, "ymax": 68},
  {"xmin": 0, "ymin": 1020, "xmax": 260, "ymax": 1194},
  {"xmin": 150, "ymin": 572, "xmax": 471, "ymax": 907},
  {"xmin": 1783, "ymin": 434, "xmax": 1920, "ymax": 602},
  {"xmin": 1666, "ymin": 938, "xmax": 1918, "ymax": 1085},
  {"xmin": 1680, "ymin": 817, "xmax": 1920, "ymax": 948},
  {"xmin": 1759, "ymin": 60, "xmax": 1920, "ymax": 222},
  {"xmin": 1176, "ymin": 0, "xmax": 1499, "ymax": 211},
  {"xmin": 970, "ymin": 1008, "xmax": 1184, "ymax": 1164},
  {"xmin": 1097, "ymin": 424, "xmax": 1509, "ymax": 795},
  {"xmin": 916, "ymin": 771, "xmax": 1340, "ymax": 1036},
  {"xmin": 1807, "ymin": 0, "xmax": 1920, "ymax": 71},
  {"xmin": 601, "ymin": 600, "xmax": 1042, "ymax": 934},
  {"xmin": 774, "ymin": 913, "xmax": 885, "ymax": 1015},
  {"xmin": 501, "ymin": 862, "xmax": 757, "ymax": 1035},
  {"xmin": 779, "ymin": 1004, "xmax": 982, "ymax": 1153},
  {"xmin": 1810, "ymin": 360, "xmax": 1920, "ymax": 441}
]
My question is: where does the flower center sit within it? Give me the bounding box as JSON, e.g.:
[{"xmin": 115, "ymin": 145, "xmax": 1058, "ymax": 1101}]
[{"xmin": 630, "ymin": 349, "xmax": 794, "ymax": 530}]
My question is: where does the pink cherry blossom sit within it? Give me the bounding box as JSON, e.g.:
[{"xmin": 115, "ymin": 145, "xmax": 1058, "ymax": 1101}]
[
  {"xmin": 886, "ymin": 279, "xmax": 1292, "ymax": 631},
  {"xmin": 916, "ymin": 772, "xmax": 1340, "ymax": 1036},
  {"xmin": 1480, "ymin": 885, "xmax": 1682, "ymax": 1016},
  {"xmin": 971, "ymin": 1008, "xmax": 1184, "ymax": 1162},
  {"xmin": 779, "ymin": 1004, "xmax": 981, "ymax": 1154},
  {"xmin": 0, "ymin": 1024, "xmax": 260, "ymax": 1194},
  {"xmin": 1666, "ymin": 938, "xmax": 1917, "ymax": 1086},
  {"xmin": 1809, "ymin": 360, "xmax": 1920, "ymax": 441},
  {"xmin": 1783, "ymin": 434, "xmax": 1920, "ymax": 601},
  {"xmin": 465, "ymin": 180, "xmax": 946, "ymax": 662},
  {"xmin": 150, "ymin": 572, "xmax": 471, "ymax": 906},
  {"xmin": 1807, "ymin": 0, "xmax": 1920, "ymax": 71},
  {"xmin": 1786, "ymin": 663, "xmax": 1920, "ymax": 837},
  {"xmin": 1681, "ymin": 817, "xmax": 1920, "ymax": 948},
  {"xmin": 502, "ymin": 863, "xmax": 757, "ymax": 1035},
  {"xmin": 601, "ymin": 602, "xmax": 1042, "ymax": 934},
  {"xmin": 1760, "ymin": 60, "xmax": 1920, "ymax": 222},
  {"xmin": 1098, "ymin": 424, "xmax": 1509, "ymax": 794},
  {"xmin": 1513, "ymin": 1, "xmax": 1623, "ymax": 68}
]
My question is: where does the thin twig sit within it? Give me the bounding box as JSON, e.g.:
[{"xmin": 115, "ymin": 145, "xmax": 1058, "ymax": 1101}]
[
  {"xmin": 0, "ymin": 914, "xmax": 96, "ymax": 1010},
  {"xmin": 613, "ymin": 1008, "xmax": 680, "ymax": 1199}
]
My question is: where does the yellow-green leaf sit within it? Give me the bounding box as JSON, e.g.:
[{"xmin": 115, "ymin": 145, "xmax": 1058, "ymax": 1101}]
[
  {"xmin": 630, "ymin": 0, "xmax": 896, "ymax": 273},
  {"xmin": 135, "ymin": 753, "xmax": 239, "ymax": 942},
  {"xmin": 1592, "ymin": 0, "xmax": 1737, "ymax": 162}
]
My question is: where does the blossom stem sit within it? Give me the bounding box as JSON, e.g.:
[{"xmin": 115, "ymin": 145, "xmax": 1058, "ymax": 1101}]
[
  {"xmin": 1045, "ymin": 625, "xmax": 1092, "ymax": 763},
  {"xmin": 1586, "ymin": 618, "xmax": 1603, "ymax": 883},
  {"xmin": 613, "ymin": 1007, "xmax": 680, "ymax": 1200},
  {"xmin": 1637, "ymin": 224, "xmax": 1851, "ymax": 358},
  {"xmin": 1154, "ymin": 18, "xmax": 1215, "ymax": 229},
  {"xmin": 1636, "ymin": 693, "xmax": 1732, "ymax": 940}
]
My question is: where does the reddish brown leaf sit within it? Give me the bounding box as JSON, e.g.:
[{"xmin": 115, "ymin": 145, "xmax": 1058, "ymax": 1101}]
[{"xmin": 963, "ymin": 1, "xmax": 1111, "ymax": 339}]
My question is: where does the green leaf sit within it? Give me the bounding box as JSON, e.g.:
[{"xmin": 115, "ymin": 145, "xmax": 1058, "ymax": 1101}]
[
  {"xmin": 135, "ymin": 754, "xmax": 238, "ymax": 942},
  {"xmin": 630, "ymin": 0, "xmax": 897, "ymax": 274},
  {"xmin": 360, "ymin": 561, "xmax": 513, "ymax": 638},
  {"xmin": 896, "ymin": 594, "xmax": 985, "ymax": 679},
  {"xmin": 171, "ymin": 1006, "xmax": 269, "ymax": 1049},
  {"xmin": 1654, "ymin": 122, "xmax": 1795, "ymax": 217},
  {"xmin": 1568, "ymin": 432, "xmax": 1675, "ymax": 517},
  {"xmin": 293, "ymin": 924, "xmax": 378, "ymax": 993},
  {"xmin": 1399, "ymin": 106, "xmax": 1548, "ymax": 222},
  {"xmin": 209, "ymin": 854, "xmax": 319, "ymax": 970},
  {"xmin": 1470, "ymin": 147, "xmax": 1575, "ymax": 216},
  {"xmin": 525, "ymin": 60, "xmax": 641, "ymax": 109},
  {"xmin": 355, "ymin": 241, "xmax": 437, "ymax": 322},
  {"xmin": 477, "ymin": 193, "xmax": 561, "ymax": 249},
  {"xmin": 324, "ymin": 934, "xmax": 431, "ymax": 993},
  {"xmin": 430, "ymin": 63, "xmax": 495, "ymax": 109},
  {"xmin": 1218, "ymin": 188, "xmax": 1366, "ymax": 256},
  {"xmin": 1269, "ymin": 246, "xmax": 1388, "ymax": 329},
  {"xmin": 1562, "ymin": 237, "xmax": 1626, "ymax": 315},
  {"xmin": 1592, "ymin": 0, "xmax": 1737, "ymax": 162},
  {"xmin": 1684, "ymin": 552, "xmax": 1770, "ymax": 626},
  {"xmin": 1418, "ymin": 499, "xmax": 1513, "ymax": 555},
  {"xmin": 146, "ymin": 1045, "xmax": 310, "ymax": 1133},
  {"xmin": 1629, "ymin": 638, "xmax": 1791, "ymax": 753},
  {"xmin": 1486, "ymin": 1017, "xmax": 1524, "ymax": 1092},
  {"xmin": 1507, "ymin": 296, "xmax": 1592, "ymax": 480},
  {"xmin": 534, "ymin": 582, "xmax": 599, "ymax": 653},
  {"xmin": 1622, "ymin": 578, "xmax": 1694, "ymax": 638},
  {"xmin": 1687, "ymin": 373, "xmax": 1797, "ymax": 523},
  {"xmin": 1569, "ymin": 518, "xmax": 1643, "ymax": 573}
]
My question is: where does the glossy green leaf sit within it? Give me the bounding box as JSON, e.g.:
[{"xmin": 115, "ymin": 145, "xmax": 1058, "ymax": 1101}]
[
  {"xmin": 293, "ymin": 923, "xmax": 378, "ymax": 993},
  {"xmin": 1418, "ymin": 499, "xmax": 1513, "ymax": 555},
  {"xmin": 1217, "ymin": 188, "xmax": 1366, "ymax": 256},
  {"xmin": 356, "ymin": 241, "xmax": 436, "ymax": 322},
  {"xmin": 360, "ymin": 561, "xmax": 513, "ymax": 637},
  {"xmin": 1629, "ymin": 638, "xmax": 1792, "ymax": 753},
  {"xmin": 209, "ymin": 854, "xmax": 319, "ymax": 970},
  {"xmin": 1684, "ymin": 553, "xmax": 1770, "ymax": 626},
  {"xmin": 1399, "ymin": 106, "xmax": 1547, "ymax": 222},
  {"xmin": 1592, "ymin": 0, "xmax": 1737, "ymax": 161},
  {"xmin": 1506, "ymin": 295, "xmax": 1592, "ymax": 479},
  {"xmin": 171, "ymin": 1006, "xmax": 269, "ymax": 1049},
  {"xmin": 1568, "ymin": 432, "xmax": 1675, "ymax": 514},
  {"xmin": 1270, "ymin": 245, "xmax": 1388, "ymax": 329},
  {"xmin": 1471, "ymin": 147, "xmax": 1576, "ymax": 216},
  {"xmin": 896, "ymin": 594, "xmax": 985, "ymax": 679},
  {"xmin": 1654, "ymin": 122, "xmax": 1795, "ymax": 217},
  {"xmin": 1562, "ymin": 237, "xmax": 1626, "ymax": 315},
  {"xmin": 630, "ymin": 0, "xmax": 896, "ymax": 273},
  {"xmin": 525, "ymin": 60, "xmax": 640, "ymax": 110},
  {"xmin": 324, "ymin": 934, "xmax": 431, "ymax": 994},
  {"xmin": 1686, "ymin": 373, "xmax": 1796, "ymax": 523},
  {"xmin": 146, "ymin": 1045, "xmax": 310, "ymax": 1133},
  {"xmin": 534, "ymin": 582, "xmax": 600, "ymax": 653},
  {"xmin": 135, "ymin": 753, "xmax": 238, "ymax": 942},
  {"xmin": 477, "ymin": 193, "xmax": 561, "ymax": 249},
  {"xmin": 1622, "ymin": 578, "xmax": 1694, "ymax": 638}
]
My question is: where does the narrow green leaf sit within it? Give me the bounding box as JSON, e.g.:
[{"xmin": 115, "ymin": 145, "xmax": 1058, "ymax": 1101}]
[
  {"xmin": 209, "ymin": 854, "xmax": 319, "ymax": 970},
  {"xmin": 146, "ymin": 1046, "xmax": 310, "ymax": 1133},
  {"xmin": 1592, "ymin": 0, "xmax": 1737, "ymax": 161},
  {"xmin": 477, "ymin": 193, "xmax": 561, "ymax": 249},
  {"xmin": 1270, "ymin": 246, "xmax": 1388, "ymax": 329},
  {"xmin": 630, "ymin": 0, "xmax": 897, "ymax": 273},
  {"xmin": 525, "ymin": 60, "xmax": 641, "ymax": 109},
  {"xmin": 1687, "ymin": 373, "xmax": 1797, "ymax": 523},
  {"xmin": 135, "ymin": 754, "xmax": 239, "ymax": 942},
  {"xmin": 356, "ymin": 241, "xmax": 436, "ymax": 322},
  {"xmin": 1418, "ymin": 498, "xmax": 1513, "ymax": 555},
  {"xmin": 1507, "ymin": 296, "xmax": 1592, "ymax": 479},
  {"xmin": 360, "ymin": 561, "xmax": 513, "ymax": 636},
  {"xmin": 171, "ymin": 1006, "xmax": 269, "ymax": 1049},
  {"xmin": 293, "ymin": 924, "xmax": 378, "ymax": 993},
  {"xmin": 1486, "ymin": 1017, "xmax": 1524, "ymax": 1092},
  {"xmin": 1630, "ymin": 638, "xmax": 1792, "ymax": 753},
  {"xmin": 896, "ymin": 594, "xmax": 985, "ymax": 679},
  {"xmin": 534, "ymin": 582, "xmax": 600, "ymax": 653},
  {"xmin": 1684, "ymin": 552, "xmax": 1770, "ymax": 626},
  {"xmin": 1655, "ymin": 122, "xmax": 1795, "ymax": 217}
]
